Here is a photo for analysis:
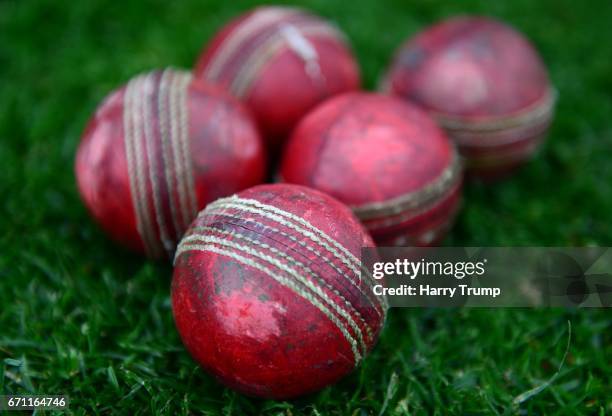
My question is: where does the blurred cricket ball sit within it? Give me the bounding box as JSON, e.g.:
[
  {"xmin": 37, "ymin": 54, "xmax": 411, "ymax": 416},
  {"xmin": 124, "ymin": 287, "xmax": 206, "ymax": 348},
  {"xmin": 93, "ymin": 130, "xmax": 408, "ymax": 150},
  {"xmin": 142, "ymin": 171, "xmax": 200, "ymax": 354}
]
[
  {"xmin": 280, "ymin": 93, "xmax": 462, "ymax": 247},
  {"xmin": 172, "ymin": 183, "xmax": 386, "ymax": 399},
  {"xmin": 194, "ymin": 6, "xmax": 360, "ymax": 148},
  {"xmin": 75, "ymin": 69, "xmax": 266, "ymax": 258},
  {"xmin": 383, "ymin": 16, "xmax": 556, "ymax": 179}
]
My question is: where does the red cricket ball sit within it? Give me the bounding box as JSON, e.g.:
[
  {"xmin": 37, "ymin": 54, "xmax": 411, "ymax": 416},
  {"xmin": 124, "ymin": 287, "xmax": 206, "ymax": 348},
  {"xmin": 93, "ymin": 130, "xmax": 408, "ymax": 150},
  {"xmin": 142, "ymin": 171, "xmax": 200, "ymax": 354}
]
[
  {"xmin": 280, "ymin": 93, "xmax": 462, "ymax": 247},
  {"xmin": 75, "ymin": 69, "xmax": 266, "ymax": 258},
  {"xmin": 383, "ymin": 16, "xmax": 555, "ymax": 179},
  {"xmin": 172, "ymin": 183, "xmax": 386, "ymax": 399},
  {"xmin": 194, "ymin": 6, "xmax": 360, "ymax": 149}
]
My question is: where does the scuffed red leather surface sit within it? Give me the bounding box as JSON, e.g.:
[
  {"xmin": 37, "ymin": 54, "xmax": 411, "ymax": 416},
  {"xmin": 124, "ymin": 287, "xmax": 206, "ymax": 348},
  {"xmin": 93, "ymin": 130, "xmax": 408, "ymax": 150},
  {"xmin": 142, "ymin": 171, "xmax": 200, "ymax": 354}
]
[
  {"xmin": 385, "ymin": 16, "xmax": 553, "ymax": 179},
  {"xmin": 194, "ymin": 7, "xmax": 360, "ymax": 148},
  {"xmin": 75, "ymin": 73, "xmax": 266, "ymax": 257},
  {"xmin": 280, "ymin": 93, "xmax": 462, "ymax": 246},
  {"xmin": 172, "ymin": 184, "xmax": 384, "ymax": 399}
]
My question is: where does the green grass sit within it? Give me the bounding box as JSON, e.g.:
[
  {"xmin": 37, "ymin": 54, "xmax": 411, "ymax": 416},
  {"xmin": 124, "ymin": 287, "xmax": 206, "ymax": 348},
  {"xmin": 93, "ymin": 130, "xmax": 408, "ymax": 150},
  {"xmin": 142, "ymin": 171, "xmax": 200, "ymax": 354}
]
[{"xmin": 1, "ymin": 0, "xmax": 611, "ymax": 414}]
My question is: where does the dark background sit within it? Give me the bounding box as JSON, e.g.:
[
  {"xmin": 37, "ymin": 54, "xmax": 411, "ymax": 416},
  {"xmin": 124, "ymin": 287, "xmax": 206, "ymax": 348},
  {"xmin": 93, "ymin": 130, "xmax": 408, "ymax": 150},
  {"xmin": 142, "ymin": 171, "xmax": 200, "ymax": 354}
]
[{"xmin": 0, "ymin": 0, "xmax": 610, "ymax": 414}]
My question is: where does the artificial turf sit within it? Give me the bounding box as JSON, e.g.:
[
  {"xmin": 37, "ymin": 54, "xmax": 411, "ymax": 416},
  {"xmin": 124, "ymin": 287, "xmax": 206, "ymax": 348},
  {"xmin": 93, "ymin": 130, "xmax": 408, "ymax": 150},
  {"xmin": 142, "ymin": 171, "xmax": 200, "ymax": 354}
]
[{"xmin": 0, "ymin": 0, "xmax": 611, "ymax": 414}]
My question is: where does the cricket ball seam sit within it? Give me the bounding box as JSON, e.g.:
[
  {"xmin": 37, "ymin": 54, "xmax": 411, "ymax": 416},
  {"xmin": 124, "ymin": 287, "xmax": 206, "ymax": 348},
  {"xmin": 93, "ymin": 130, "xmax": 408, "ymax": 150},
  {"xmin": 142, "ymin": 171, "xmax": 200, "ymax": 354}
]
[
  {"xmin": 189, "ymin": 225, "xmax": 376, "ymax": 342},
  {"xmin": 203, "ymin": 7, "xmax": 300, "ymax": 82},
  {"xmin": 361, "ymin": 179, "xmax": 462, "ymax": 233},
  {"xmin": 175, "ymin": 71, "xmax": 199, "ymax": 223},
  {"xmin": 351, "ymin": 148, "xmax": 462, "ymax": 220},
  {"xmin": 207, "ymin": 196, "xmax": 374, "ymax": 283},
  {"xmin": 143, "ymin": 72, "xmax": 172, "ymax": 253},
  {"xmin": 433, "ymin": 88, "xmax": 557, "ymax": 132},
  {"xmin": 202, "ymin": 7, "xmax": 346, "ymax": 98},
  {"xmin": 232, "ymin": 23, "xmax": 339, "ymax": 97},
  {"xmin": 158, "ymin": 70, "xmax": 183, "ymax": 235},
  {"xmin": 447, "ymin": 118, "xmax": 552, "ymax": 147},
  {"xmin": 197, "ymin": 211, "xmax": 388, "ymax": 313},
  {"xmin": 124, "ymin": 74, "xmax": 160, "ymax": 257},
  {"xmin": 180, "ymin": 231, "xmax": 370, "ymax": 354},
  {"xmin": 372, "ymin": 191, "xmax": 462, "ymax": 245},
  {"xmin": 162, "ymin": 69, "xmax": 199, "ymax": 230},
  {"xmin": 175, "ymin": 241, "xmax": 363, "ymax": 364},
  {"xmin": 123, "ymin": 69, "xmax": 197, "ymax": 257},
  {"xmin": 226, "ymin": 14, "xmax": 309, "ymax": 96}
]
